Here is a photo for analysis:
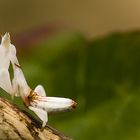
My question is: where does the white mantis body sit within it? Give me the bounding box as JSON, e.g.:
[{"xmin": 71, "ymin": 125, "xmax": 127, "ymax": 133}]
[{"xmin": 0, "ymin": 33, "xmax": 77, "ymax": 127}]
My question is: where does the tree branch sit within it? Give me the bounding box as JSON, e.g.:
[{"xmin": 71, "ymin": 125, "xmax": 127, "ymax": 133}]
[{"xmin": 0, "ymin": 96, "xmax": 71, "ymax": 140}]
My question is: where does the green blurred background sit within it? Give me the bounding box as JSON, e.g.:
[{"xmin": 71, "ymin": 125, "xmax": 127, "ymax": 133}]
[{"xmin": 1, "ymin": 1, "xmax": 140, "ymax": 140}]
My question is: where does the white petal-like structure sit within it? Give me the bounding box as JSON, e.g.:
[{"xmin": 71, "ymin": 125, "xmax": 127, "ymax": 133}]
[
  {"xmin": 28, "ymin": 106, "xmax": 48, "ymax": 127},
  {"xmin": 0, "ymin": 33, "xmax": 20, "ymax": 95},
  {"xmin": 31, "ymin": 96, "xmax": 76, "ymax": 113},
  {"xmin": 0, "ymin": 69, "xmax": 12, "ymax": 94},
  {"xmin": 0, "ymin": 33, "xmax": 30, "ymax": 97},
  {"xmin": 34, "ymin": 85, "xmax": 46, "ymax": 96},
  {"xmin": 12, "ymin": 64, "xmax": 31, "ymax": 98},
  {"xmin": 0, "ymin": 33, "xmax": 11, "ymax": 70}
]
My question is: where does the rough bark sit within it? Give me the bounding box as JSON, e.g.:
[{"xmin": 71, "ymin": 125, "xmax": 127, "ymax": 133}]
[{"xmin": 0, "ymin": 97, "xmax": 71, "ymax": 140}]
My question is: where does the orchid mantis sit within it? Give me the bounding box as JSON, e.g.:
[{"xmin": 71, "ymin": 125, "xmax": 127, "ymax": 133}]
[{"xmin": 0, "ymin": 33, "xmax": 77, "ymax": 127}]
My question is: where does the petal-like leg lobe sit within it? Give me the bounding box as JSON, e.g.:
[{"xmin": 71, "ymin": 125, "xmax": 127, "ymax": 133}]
[
  {"xmin": 0, "ymin": 69, "xmax": 12, "ymax": 94},
  {"xmin": 29, "ymin": 106, "xmax": 48, "ymax": 127},
  {"xmin": 34, "ymin": 85, "xmax": 46, "ymax": 96}
]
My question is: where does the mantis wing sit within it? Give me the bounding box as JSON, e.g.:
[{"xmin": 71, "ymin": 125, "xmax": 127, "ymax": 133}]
[{"xmin": 28, "ymin": 106, "xmax": 48, "ymax": 127}]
